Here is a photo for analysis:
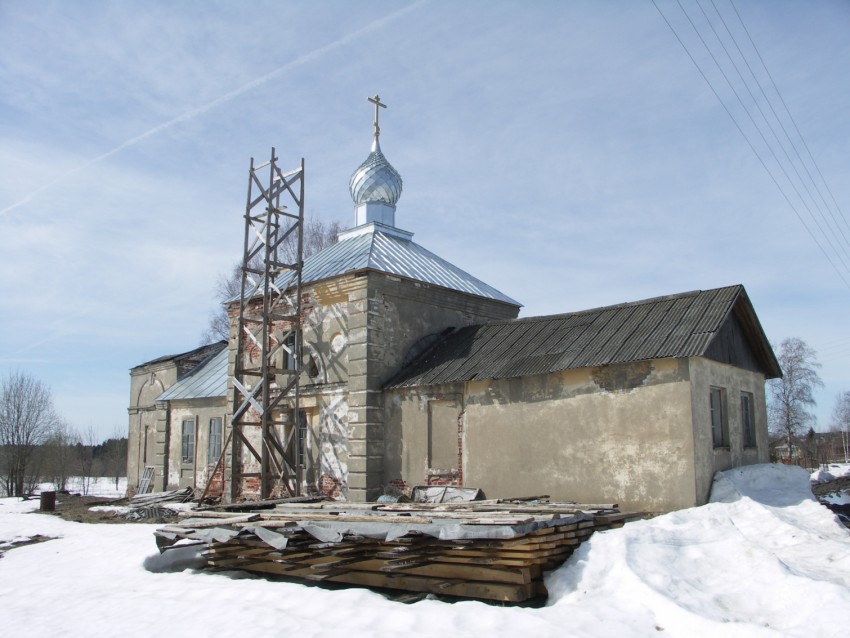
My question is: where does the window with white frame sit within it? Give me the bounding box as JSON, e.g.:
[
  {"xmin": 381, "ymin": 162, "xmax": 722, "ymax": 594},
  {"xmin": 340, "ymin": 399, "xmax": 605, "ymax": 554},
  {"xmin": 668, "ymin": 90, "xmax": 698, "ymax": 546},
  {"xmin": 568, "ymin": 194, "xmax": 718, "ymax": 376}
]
[
  {"xmin": 741, "ymin": 392, "xmax": 756, "ymax": 448},
  {"xmin": 208, "ymin": 417, "xmax": 222, "ymax": 463},
  {"xmin": 710, "ymin": 387, "xmax": 728, "ymax": 448},
  {"xmin": 181, "ymin": 419, "xmax": 195, "ymax": 463}
]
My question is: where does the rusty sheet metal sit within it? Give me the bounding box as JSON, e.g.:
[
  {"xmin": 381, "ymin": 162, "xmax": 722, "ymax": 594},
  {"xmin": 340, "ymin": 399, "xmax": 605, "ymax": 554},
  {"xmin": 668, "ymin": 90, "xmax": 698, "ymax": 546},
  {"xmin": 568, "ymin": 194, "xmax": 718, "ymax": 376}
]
[
  {"xmin": 157, "ymin": 346, "xmax": 229, "ymax": 401},
  {"xmin": 386, "ymin": 285, "xmax": 766, "ymax": 388}
]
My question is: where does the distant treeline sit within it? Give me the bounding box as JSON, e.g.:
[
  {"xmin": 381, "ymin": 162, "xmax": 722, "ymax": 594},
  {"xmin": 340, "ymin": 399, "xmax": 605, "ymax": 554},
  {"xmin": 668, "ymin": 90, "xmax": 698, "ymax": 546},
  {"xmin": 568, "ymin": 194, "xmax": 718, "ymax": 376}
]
[{"xmin": 1, "ymin": 434, "xmax": 127, "ymax": 497}]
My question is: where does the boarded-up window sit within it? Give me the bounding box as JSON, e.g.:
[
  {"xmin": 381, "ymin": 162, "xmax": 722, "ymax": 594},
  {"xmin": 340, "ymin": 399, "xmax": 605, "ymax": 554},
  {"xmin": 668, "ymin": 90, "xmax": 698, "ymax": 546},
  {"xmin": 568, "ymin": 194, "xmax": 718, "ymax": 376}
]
[
  {"xmin": 208, "ymin": 417, "xmax": 222, "ymax": 464},
  {"xmin": 182, "ymin": 419, "xmax": 195, "ymax": 463},
  {"xmin": 428, "ymin": 399, "xmax": 460, "ymax": 471},
  {"xmin": 741, "ymin": 392, "xmax": 755, "ymax": 448},
  {"xmin": 710, "ymin": 387, "xmax": 727, "ymax": 448}
]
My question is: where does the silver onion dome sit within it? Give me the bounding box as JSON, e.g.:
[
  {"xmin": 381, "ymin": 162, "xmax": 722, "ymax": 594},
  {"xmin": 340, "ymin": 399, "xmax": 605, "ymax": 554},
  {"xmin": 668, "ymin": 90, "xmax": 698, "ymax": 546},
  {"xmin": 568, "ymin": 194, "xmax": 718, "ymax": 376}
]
[{"xmin": 349, "ymin": 138, "xmax": 403, "ymax": 207}]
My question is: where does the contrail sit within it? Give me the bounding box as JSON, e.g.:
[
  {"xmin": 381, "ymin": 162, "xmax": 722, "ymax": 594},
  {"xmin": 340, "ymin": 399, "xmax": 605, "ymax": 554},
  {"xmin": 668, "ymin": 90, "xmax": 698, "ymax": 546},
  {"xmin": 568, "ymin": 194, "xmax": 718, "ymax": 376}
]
[{"xmin": 0, "ymin": 0, "xmax": 426, "ymax": 218}]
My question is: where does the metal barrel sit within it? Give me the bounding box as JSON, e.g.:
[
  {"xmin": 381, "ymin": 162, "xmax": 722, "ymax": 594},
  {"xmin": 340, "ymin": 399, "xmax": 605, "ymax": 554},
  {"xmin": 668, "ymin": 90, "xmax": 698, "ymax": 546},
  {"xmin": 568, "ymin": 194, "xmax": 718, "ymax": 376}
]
[{"xmin": 39, "ymin": 491, "xmax": 56, "ymax": 512}]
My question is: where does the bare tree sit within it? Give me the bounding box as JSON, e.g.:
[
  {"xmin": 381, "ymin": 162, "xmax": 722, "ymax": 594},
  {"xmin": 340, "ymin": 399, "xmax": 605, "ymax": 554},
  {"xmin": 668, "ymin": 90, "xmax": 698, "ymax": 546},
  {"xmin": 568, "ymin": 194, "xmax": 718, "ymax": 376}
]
[
  {"xmin": 0, "ymin": 371, "xmax": 59, "ymax": 496},
  {"xmin": 768, "ymin": 337, "xmax": 823, "ymax": 460},
  {"xmin": 298, "ymin": 217, "xmax": 343, "ymax": 263},
  {"xmin": 200, "ymin": 217, "xmax": 342, "ymax": 344},
  {"xmin": 43, "ymin": 420, "xmax": 80, "ymax": 492},
  {"xmin": 77, "ymin": 425, "xmax": 98, "ymax": 496},
  {"xmin": 830, "ymin": 391, "xmax": 850, "ymax": 463}
]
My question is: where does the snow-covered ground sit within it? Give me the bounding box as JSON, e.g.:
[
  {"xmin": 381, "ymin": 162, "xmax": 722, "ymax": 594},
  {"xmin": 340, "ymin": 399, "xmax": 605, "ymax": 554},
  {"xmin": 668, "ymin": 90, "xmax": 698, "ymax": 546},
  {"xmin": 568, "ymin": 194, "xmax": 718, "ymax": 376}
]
[
  {"xmin": 1, "ymin": 464, "xmax": 847, "ymax": 638},
  {"xmin": 36, "ymin": 476, "xmax": 128, "ymax": 498},
  {"xmin": 812, "ymin": 463, "xmax": 850, "ymax": 508}
]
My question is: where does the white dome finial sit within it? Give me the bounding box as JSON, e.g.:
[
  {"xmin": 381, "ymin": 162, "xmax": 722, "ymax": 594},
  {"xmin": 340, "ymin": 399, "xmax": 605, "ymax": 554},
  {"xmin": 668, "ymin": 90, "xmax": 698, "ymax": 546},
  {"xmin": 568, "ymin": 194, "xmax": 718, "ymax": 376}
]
[{"xmin": 349, "ymin": 95, "xmax": 403, "ymax": 227}]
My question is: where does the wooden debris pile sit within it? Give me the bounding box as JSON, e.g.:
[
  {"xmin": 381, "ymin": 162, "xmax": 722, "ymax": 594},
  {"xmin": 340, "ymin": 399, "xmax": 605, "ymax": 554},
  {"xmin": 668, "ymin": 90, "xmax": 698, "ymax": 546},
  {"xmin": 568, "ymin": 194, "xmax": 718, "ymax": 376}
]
[
  {"xmin": 154, "ymin": 500, "xmax": 642, "ymax": 603},
  {"xmin": 125, "ymin": 487, "xmax": 195, "ymax": 521}
]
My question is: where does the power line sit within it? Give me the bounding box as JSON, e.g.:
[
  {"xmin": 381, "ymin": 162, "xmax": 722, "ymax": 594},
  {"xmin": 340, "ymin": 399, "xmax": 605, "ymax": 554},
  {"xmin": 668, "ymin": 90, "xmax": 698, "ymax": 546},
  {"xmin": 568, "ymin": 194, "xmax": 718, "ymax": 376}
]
[
  {"xmin": 651, "ymin": 0, "xmax": 850, "ymax": 290},
  {"xmin": 676, "ymin": 0, "xmax": 850, "ymax": 275},
  {"xmin": 697, "ymin": 0, "xmax": 850, "ymax": 269},
  {"xmin": 726, "ymin": 0, "xmax": 850, "ymax": 242}
]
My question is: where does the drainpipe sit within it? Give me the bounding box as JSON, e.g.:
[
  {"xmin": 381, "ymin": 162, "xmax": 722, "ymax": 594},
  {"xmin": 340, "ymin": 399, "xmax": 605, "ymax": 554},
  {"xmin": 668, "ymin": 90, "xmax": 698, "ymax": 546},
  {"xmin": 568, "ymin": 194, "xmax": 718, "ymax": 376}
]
[
  {"xmin": 162, "ymin": 402, "xmax": 171, "ymax": 491},
  {"xmin": 194, "ymin": 414, "xmax": 199, "ymax": 492},
  {"xmin": 136, "ymin": 413, "xmax": 143, "ymax": 488}
]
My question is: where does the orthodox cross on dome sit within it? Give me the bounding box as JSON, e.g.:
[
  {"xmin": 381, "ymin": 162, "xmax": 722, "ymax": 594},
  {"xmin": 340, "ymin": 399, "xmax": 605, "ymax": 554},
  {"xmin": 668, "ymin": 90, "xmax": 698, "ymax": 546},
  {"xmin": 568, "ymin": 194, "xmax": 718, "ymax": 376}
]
[{"xmin": 368, "ymin": 94, "xmax": 386, "ymax": 141}]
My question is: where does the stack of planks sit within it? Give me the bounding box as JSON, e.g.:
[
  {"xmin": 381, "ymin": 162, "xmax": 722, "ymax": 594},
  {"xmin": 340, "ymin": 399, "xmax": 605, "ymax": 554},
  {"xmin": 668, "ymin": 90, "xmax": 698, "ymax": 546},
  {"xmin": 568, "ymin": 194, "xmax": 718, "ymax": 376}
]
[
  {"xmin": 125, "ymin": 487, "xmax": 195, "ymax": 521},
  {"xmin": 155, "ymin": 500, "xmax": 641, "ymax": 603}
]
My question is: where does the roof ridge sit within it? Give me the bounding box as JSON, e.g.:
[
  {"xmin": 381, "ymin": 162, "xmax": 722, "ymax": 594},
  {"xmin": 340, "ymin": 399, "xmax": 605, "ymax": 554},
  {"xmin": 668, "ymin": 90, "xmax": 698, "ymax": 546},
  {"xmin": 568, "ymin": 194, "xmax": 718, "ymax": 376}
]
[
  {"xmin": 132, "ymin": 340, "xmax": 227, "ymax": 369},
  {"xmin": 475, "ymin": 285, "xmax": 744, "ymax": 328}
]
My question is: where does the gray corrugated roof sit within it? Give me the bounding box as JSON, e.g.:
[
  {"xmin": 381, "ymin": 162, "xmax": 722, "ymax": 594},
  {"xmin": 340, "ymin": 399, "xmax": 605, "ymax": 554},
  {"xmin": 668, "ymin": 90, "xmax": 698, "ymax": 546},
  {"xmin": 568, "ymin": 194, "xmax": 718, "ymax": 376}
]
[
  {"xmin": 269, "ymin": 226, "xmax": 520, "ymax": 306},
  {"xmin": 386, "ymin": 285, "xmax": 780, "ymax": 388},
  {"xmin": 156, "ymin": 346, "xmax": 229, "ymax": 401}
]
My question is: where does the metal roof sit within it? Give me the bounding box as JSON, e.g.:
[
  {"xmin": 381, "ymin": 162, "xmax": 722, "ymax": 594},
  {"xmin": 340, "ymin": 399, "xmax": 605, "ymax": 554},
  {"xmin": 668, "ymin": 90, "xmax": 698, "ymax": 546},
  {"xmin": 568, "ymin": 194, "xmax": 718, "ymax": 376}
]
[
  {"xmin": 131, "ymin": 341, "xmax": 226, "ymax": 370},
  {"xmin": 156, "ymin": 346, "xmax": 229, "ymax": 401},
  {"xmin": 273, "ymin": 224, "xmax": 520, "ymax": 306},
  {"xmin": 386, "ymin": 285, "xmax": 781, "ymax": 388}
]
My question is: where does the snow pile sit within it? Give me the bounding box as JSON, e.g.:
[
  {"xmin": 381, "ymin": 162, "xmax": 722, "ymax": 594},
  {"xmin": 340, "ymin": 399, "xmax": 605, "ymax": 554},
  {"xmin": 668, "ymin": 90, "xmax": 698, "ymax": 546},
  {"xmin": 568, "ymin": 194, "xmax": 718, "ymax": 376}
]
[
  {"xmin": 1, "ymin": 464, "xmax": 848, "ymax": 637},
  {"xmin": 811, "ymin": 462, "xmax": 850, "ymax": 483},
  {"xmin": 811, "ymin": 468, "xmax": 834, "ymax": 483},
  {"xmin": 545, "ymin": 464, "xmax": 850, "ymax": 637},
  {"xmin": 711, "ymin": 462, "xmax": 813, "ymax": 505}
]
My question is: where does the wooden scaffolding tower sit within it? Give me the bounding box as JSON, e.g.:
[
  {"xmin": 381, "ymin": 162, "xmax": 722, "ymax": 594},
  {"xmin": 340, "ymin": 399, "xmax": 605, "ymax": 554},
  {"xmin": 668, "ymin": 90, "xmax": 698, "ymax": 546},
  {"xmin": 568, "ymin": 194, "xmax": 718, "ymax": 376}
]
[{"xmin": 224, "ymin": 148, "xmax": 306, "ymax": 500}]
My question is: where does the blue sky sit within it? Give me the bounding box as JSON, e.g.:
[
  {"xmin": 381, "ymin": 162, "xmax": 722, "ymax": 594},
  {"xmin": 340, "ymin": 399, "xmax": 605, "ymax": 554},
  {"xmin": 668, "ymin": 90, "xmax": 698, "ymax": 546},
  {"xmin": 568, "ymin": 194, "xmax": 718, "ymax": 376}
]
[{"xmin": 1, "ymin": 0, "xmax": 849, "ymax": 441}]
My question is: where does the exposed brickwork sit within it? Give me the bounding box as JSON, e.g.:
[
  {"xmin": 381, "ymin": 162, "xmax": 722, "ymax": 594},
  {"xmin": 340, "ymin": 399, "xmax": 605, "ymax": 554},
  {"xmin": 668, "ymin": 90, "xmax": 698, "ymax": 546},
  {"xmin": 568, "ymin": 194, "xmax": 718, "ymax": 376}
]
[
  {"xmin": 243, "ymin": 477, "xmax": 261, "ymax": 495},
  {"xmin": 320, "ymin": 473, "xmax": 342, "ymax": 499},
  {"xmin": 385, "ymin": 478, "xmax": 410, "ymax": 497},
  {"xmin": 206, "ymin": 467, "xmax": 226, "ymax": 498},
  {"xmin": 425, "ymin": 470, "xmax": 461, "ymax": 486}
]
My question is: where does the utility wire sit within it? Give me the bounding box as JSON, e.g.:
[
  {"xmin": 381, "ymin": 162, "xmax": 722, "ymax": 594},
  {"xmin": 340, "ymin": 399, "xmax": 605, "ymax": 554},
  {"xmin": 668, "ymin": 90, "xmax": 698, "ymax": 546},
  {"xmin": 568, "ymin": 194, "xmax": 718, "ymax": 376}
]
[
  {"xmin": 707, "ymin": 0, "xmax": 850, "ymax": 258},
  {"xmin": 727, "ymin": 0, "xmax": 850, "ymax": 241},
  {"xmin": 710, "ymin": 0, "xmax": 848, "ymax": 245},
  {"xmin": 693, "ymin": 0, "xmax": 850, "ymax": 271},
  {"xmin": 676, "ymin": 0, "xmax": 850, "ymax": 275},
  {"xmin": 650, "ymin": 0, "xmax": 850, "ymax": 290}
]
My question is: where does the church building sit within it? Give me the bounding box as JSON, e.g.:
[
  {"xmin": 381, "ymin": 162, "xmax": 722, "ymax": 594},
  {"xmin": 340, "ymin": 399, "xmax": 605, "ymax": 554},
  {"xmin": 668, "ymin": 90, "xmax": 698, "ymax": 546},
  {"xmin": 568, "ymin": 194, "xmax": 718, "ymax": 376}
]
[{"xmin": 127, "ymin": 102, "xmax": 781, "ymax": 513}]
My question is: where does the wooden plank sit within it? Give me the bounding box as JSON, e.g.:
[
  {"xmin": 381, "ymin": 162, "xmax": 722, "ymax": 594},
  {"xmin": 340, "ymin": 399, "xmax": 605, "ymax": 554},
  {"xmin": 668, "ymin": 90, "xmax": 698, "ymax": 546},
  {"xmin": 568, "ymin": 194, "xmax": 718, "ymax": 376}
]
[
  {"xmin": 281, "ymin": 555, "xmax": 534, "ymax": 585},
  {"xmin": 437, "ymin": 545, "xmax": 573, "ymax": 559},
  {"xmin": 326, "ymin": 570, "xmax": 534, "ymax": 603},
  {"xmin": 229, "ymin": 560, "xmax": 535, "ymax": 602},
  {"xmin": 237, "ymin": 520, "xmax": 297, "ymax": 529},
  {"xmin": 420, "ymin": 555, "xmax": 537, "ymax": 568},
  {"xmin": 257, "ymin": 513, "xmax": 435, "ymax": 524},
  {"xmin": 208, "ymin": 544, "xmax": 543, "ymax": 585},
  {"xmin": 373, "ymin": 560, "xmax": 531, "ymax": 585},
  {"xmin": 179, "ymin": 510, "xmax": 244, "ymax": 519},
  {"xmin": 464, "ymin": 517, "xmax": 536, "ymax": 525},
  {"xmin": 206, "ymin": 547, "xmax": 279, "ymax": 559},
  {"xmin": 178, "ymin": 514, "xmax": 262, "ymax": 528}
]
